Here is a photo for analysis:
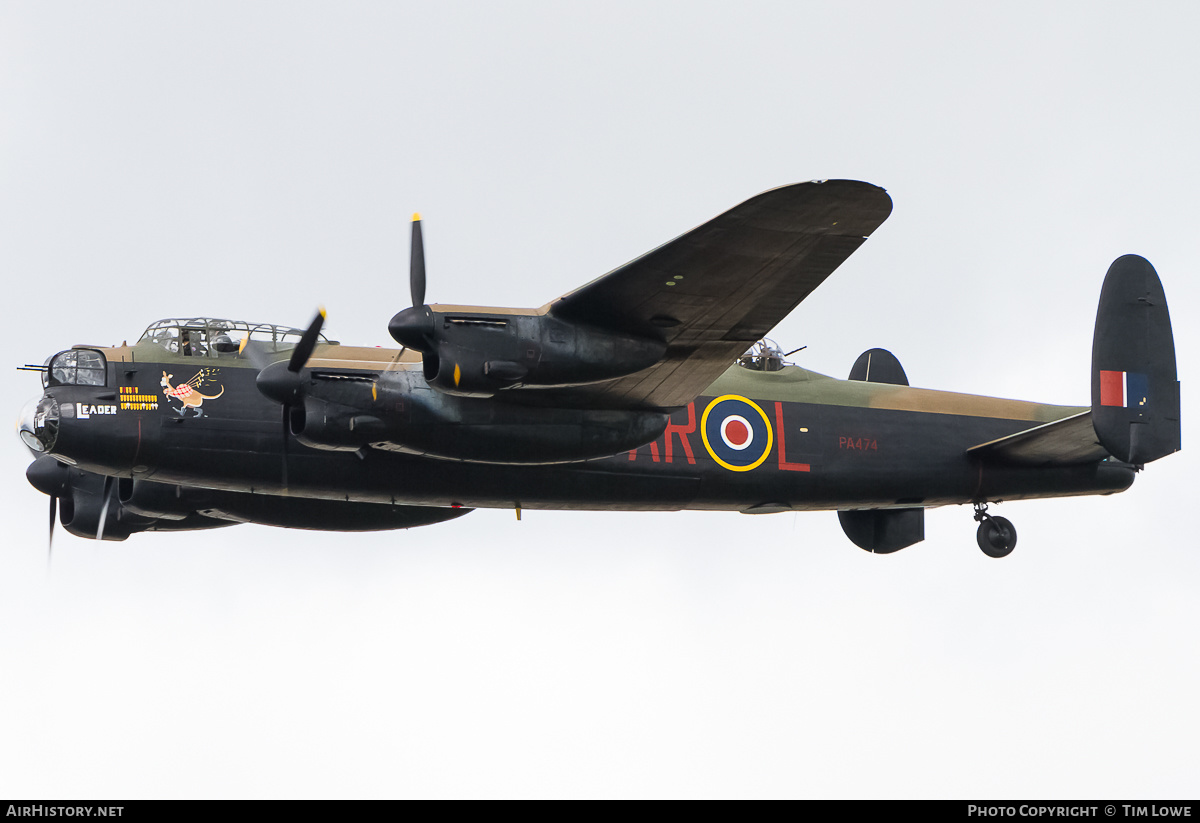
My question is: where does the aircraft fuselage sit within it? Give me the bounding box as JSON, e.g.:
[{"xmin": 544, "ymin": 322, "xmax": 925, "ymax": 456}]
[{"xmin": 34, "ymin": 344, "xmax": 1133, "ymax": 519}]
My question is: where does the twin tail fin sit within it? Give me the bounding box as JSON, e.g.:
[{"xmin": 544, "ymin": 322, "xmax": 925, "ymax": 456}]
[{"xmin": 1091, "ymin": 254, "xmax": 1181, "ymax": 465}]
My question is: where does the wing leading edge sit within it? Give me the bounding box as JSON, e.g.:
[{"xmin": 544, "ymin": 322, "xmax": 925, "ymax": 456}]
[{"xmin": 544, "ymin": 180, "xmax": 893, "ymax": 409}]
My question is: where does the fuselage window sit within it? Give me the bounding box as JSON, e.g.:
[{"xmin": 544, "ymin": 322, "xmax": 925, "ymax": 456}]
[
  {"xmin": 47, "ymin": 349, "xmax": 107, "ymax": 387},
  {"xmin": 180, "ymin": 329, "xmax": 207, "ymax": 357}
]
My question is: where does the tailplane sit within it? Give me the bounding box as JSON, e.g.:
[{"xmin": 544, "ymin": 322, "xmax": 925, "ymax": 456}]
[{"xmin": 1091, "ymin": 254, "xmax": 1181, "ymax": 465}]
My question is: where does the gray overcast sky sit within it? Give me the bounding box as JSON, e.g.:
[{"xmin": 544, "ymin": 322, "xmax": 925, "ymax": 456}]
[{"xmin": 2, "ymin": 1, "xmax": 1197, "ymax": 798}]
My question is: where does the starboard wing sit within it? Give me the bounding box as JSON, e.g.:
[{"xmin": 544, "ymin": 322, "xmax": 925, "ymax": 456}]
[{"xmin": 543, "ymin": 180, "xmax": 893, "ymax": 409}]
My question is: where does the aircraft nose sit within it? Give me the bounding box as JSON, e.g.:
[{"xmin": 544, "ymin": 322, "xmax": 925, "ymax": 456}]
[{"xmin": 16, "ymin": 394, "xmax": 59, "ymax": 454}]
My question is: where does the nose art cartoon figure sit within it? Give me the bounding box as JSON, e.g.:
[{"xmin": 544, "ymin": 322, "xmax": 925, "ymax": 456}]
[{"xmin": 161, "ymin": 370, "xmax": 224, "ymax": 417}]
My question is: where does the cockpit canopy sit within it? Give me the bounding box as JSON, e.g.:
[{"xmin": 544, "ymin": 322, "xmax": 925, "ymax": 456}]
[{"xmin": 137, "ymin": 318, "xmax": 335, "ymax": 358}]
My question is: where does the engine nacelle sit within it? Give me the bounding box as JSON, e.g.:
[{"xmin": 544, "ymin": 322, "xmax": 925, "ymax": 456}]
[
  {"xmin": 291, "ymin": 396, "xmax": 387, "ymax": 452},
  {"xmin": 290, "ymin": 370, "xmax": 669, "ymax": 464},
  {"xmin": 26, "ymin": 458, "xmax": 140, "ymax": 540},
  {"xmin": 392, "ymin": 308, "xmax": 666, "ymax": 398},
  {"xmin": 424, "ymin": 343, "xmax": 498, "ymax": 398},
  {"xmin": 378, "ymin": 384, "xmax": 670, "ymax": 463},
  {"xmin": 381, "ymin": 414, "xmax": 670, "ymax": 463},
  {"xmin": 121, "ymin": 476, "xmax": 203, "ymax": 520},
  {"xmin": 25, "ymin": 458, "xmax": 233, "ymax": 540},
  {"xmin": 58, "ymin": 477, "xmax": 141, "ymax": 541}
]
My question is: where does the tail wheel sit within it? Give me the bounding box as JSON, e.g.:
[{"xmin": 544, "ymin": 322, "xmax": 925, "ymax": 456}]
[{"xmin": 976, "ymin": 515, "xmax": 1017, "ymax": 558}]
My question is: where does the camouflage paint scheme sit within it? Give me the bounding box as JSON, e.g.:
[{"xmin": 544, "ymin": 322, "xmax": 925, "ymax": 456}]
[
  {"xmin": 32, "ymin": 338, "xmax": 1127, "ymax": 517},
  {"xmin": 19, "ymin": 182, "xmax": 1178, "ymax": 552}
]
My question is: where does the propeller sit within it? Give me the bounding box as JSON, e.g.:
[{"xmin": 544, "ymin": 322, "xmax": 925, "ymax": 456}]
[
  {"xmin": 26, "ymin": 456, "xmax": 67, "ymax": 563},
  {"xmin": 246, "ymin": 309, "xmax": 326, "ymax": 489},
  {"xmin": 96, "ymin": 474, "xmax": 116, "ymax": 542},
  {"xmin": 389, "ymin": 214, "xmax": 436, "ymax": 353},
  {"xmin": 410, "ymin": 212, "xmax": 426, "ymax": 308},
  {"xmin": 252, "ymin": 309, "xmax": 327, "ymax": 403},
  {"xmin": 48, "ymin": 493, "xmax": 56, "ymax": 565}
]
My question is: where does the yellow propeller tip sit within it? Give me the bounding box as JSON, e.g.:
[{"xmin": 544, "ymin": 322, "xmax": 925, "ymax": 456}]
[
  {"xmin": 412, "ymin": 212, "xmax": 421, "ymax": 222},
  {"xmin": 318, "ymin": 307, "xmax": 327, "ymax": 318}
]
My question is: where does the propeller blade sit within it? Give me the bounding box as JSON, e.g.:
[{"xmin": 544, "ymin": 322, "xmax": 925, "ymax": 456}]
[
  {"xmin": 288, "ymin": 309, "xmax": 326, "ymax": 373},
  {"xmin": 48, "ymin": 494, "xmax": 57, "ymax": 561},
  {"xmin": 96, "ymin": 475, "xmax": 115, "ymax": 542},
  {"xmin": 281, "ymin": 405, "xmax": 290, "ymax": 490},
  {"xmin": 238, "ymin": 336, "xmax": 272, "ymax": 371},
  {"xmin": 410, "ymin": 214, "xmax": 425, "ymax": 308}
]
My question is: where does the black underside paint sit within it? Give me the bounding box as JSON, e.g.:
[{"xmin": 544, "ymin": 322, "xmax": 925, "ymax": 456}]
[
  {"xmin": 37, "ymin": 357, "xmax": 1136, "ymax": 543},
  {"xmin": 63, "ymin": 364, "xmax": 1133, "ymax": 515}
]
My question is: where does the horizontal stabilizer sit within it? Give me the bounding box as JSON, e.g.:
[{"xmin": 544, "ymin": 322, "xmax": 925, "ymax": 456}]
[{"xmin": 967, "ymin": 410, "xmax": 1109, "ymax": 466}]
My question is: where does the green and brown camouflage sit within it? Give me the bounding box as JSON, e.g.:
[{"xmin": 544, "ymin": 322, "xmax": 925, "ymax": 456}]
[{"xmin": 17, "ymin": 183, "xmax": 1180, "ymax": 555}]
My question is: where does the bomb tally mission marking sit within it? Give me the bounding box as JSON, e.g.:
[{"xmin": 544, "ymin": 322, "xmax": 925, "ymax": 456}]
[{"xmin": 16, "ymin": 180, "xmax": 1181, "ymax": 557}]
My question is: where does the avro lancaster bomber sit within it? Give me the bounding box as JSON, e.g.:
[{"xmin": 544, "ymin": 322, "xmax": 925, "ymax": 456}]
[{"xmin": 17, "ymin": 180, "xmax": 1181, "ymax": 556}]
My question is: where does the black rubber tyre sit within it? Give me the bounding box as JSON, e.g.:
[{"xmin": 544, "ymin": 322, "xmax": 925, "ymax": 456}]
[{"xmin": 976, "ymin": 515, "xmax": 1017, "ymax": 558}]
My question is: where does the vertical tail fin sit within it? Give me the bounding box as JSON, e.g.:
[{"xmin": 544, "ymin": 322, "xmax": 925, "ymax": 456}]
[
  {"xmin": 1091, "ymin": 254, "xmax": 1181, "ymax": 465},
  {"xmin": 847, "ymin": 347, "xmax": 910, "ymax": 386},
  {"xmin": 839, "ymin": 348, "xmax": 924, "ymax": 553}
]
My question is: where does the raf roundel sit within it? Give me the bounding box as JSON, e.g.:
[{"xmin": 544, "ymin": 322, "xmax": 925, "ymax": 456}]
[{"xmin": 700, "ymin": 395, "xmax": 774, "ymax": 471}]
